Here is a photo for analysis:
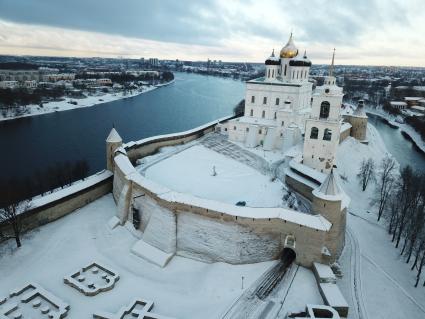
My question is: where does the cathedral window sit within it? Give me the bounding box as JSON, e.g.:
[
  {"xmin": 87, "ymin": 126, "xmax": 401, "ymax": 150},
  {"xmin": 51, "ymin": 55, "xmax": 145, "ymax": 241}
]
[
  {"xmin": 323, "ymin": 128, "xmax": 332, "ymax": 141},
  {"xmin": 320, "ymin": 101, "xmax": 330, "ymax": 119},
  {"xmin": 259, "ymin": 129, "xmax": 262, "ymax": 134},
  {"xmin": 268, "ymin": 69, "xmax": 270, "ymax": 78},
  {"xmin": 246, "ymin": 127, "xmax": 249, "ymax": 132},
  {"xmin": 251, "ymin": 96, "xmax": 255, "ymax": 103},
  {"xmin": 272, "ymin": 69, "xmax": 275, "ymax": 78},
  {"xmin": 284, "ymin": 64, "xmax": 287, "ymax": 76},
  {"xmin": 281, "ymin": 121, "xmax": 284, "ymax": 127},
  {"xmin": 250, "ymin": 109, "xmax": 253, "ymax": 116},
  {"xmin": 263, "ymin": 97, "xmax": 267, "ymax": 104},
  {"xmin": 310, "ymin": 127, "xmax": 319, "ymax": 139},
  {"xmin": 262, "ymin": 110, "xmax": 265, "ymax": 118},
  {"xmin": 275, "ymin": 98, "xmax": 280, "ymax": 105},
  {"xmin": 274, "ymin": 112, "xmax": 277, "ymax": 119}
]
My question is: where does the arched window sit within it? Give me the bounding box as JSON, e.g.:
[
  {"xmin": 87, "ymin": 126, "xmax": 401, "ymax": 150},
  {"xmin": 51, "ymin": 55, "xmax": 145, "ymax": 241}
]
[
  {"xmin": 284, "ymin": 64, "xmax": 287, "ymax": 76},
  {"xmin": 276, "ymin": 98, "xmax": 280, "ymax": 105},
  {"xmin": 320, "ymin": 101, "xmax": 330, "ymax": 119},
  {"xmin": 310, "ymin": 127, "xmax": 319, "ymax": 139},
  {"xmin": 281, "ymin": 121, "xmax": 284, "ymax": 127},
  {"xmin": 263, "ymin": 97, "xmax": 267, "ymax": 104},
  {"xmin": 268, "ymin": 69, "xmax": 270, "ymax": 78},
  {"xmin": 250, "ymin": 109, "xmax": 253, "ymax": 116},
  {"xmin": 262, "ymin": 110, "xmax": 265, "ymax": 118},
  {"xmin": 272, "ymin": 69, "xmax": 274, "ymax": 77},
  {"xmin": 323, "ymin": 128, "xmax": 332, "ymax": 141},
  {"xmin": 246, "ymin": 127, "xmax": 249, "ymax": 132},
  {"xmin": 251, "ymin": 96, "xmax": 255, "ymax": 103},
  {"xmin": 274, "ymin": 112, "xmax": 277, "ymax": 119}
]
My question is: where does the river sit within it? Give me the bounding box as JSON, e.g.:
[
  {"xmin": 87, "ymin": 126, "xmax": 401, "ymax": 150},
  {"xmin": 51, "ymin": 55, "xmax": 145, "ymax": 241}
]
[
  {"xmin": 0, "ymin": 73, "xmax": 424, "ymax": 188},
  {"xmin": 367, "ymin": 113, "xmax": 425, "ymax": 172}
]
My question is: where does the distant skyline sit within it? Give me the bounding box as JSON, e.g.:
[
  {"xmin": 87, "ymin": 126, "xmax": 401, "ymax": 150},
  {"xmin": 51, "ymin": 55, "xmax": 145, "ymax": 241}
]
[{"xmin": 0, "ymin": 0, "xmax": 424, "ymax": 67}]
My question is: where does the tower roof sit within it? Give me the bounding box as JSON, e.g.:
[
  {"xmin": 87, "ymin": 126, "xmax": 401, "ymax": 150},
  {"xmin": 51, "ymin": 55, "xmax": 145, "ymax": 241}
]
[
  {"xmin": 312, "ymin": 168, "xmax": 344, "ymax": 202},
  {"xmin": 353, "ymin": 100, "xmax": 367, "ymax": 117},
  {"xmin": 280, "ymin": 33, "xmax": 299, "ymax": 59},
  {"xmin": 106, "ymin": 127, "xmax": 122, "ymax": 143}
]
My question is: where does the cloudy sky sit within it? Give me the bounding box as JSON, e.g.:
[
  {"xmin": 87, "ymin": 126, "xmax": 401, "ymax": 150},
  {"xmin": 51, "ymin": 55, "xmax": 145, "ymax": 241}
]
[{"xmin": 0, "ymin": 0, "xmax": 423, "ymax": 66}]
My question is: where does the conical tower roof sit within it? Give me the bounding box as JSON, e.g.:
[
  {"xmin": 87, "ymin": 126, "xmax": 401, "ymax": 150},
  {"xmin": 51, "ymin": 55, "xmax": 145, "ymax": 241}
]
[
  {"xmin": 317, "ymin": 168, "xmax": 341, "ymax": 196},
  {"xmin": 106, "ymin": 127, "xmax": 122, "ymax": 143}
]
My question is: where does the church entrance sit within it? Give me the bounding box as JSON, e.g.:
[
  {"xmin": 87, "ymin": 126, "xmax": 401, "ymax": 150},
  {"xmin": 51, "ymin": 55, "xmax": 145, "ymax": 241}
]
[{"xmin": 281, "ymin": 247, "xmax": 296, "ymax": 265}]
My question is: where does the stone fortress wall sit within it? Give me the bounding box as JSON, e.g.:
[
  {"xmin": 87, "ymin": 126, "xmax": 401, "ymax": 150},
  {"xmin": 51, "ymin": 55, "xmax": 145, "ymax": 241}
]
[
  {"xmin": 110, "ymin": 117, "xmax": 345, "ymax": 268},
  {"xmin": 0, "ymin": 171, "xmax": 112, "ymax": 240}
]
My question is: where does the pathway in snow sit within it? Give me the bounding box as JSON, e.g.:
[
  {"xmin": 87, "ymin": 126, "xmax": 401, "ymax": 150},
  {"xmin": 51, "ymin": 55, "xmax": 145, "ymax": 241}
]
[
  {"xmin": 347, "ymin": 226, "xmax": 368, "ymax": 319},
  {"xmin": 200, "ymin": 133, "xmax": 271, "ymax": 175},
  {"xmin": 220, "ymin": 262, "xmax": 298, "ymax": 319}
]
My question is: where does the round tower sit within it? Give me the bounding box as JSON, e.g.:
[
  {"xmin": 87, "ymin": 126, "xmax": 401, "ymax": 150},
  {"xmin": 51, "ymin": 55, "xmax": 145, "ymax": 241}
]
[
  {"xmin": 311, "ymin": 168, "xmax": 347, "ymax": 260},
  {"xmin": 106, "ymin": 127, "xmax": 123, "ymax": 171},
  {"xmin": 349, "ymin": 100, "xmax": 368, "ymax": 141}
]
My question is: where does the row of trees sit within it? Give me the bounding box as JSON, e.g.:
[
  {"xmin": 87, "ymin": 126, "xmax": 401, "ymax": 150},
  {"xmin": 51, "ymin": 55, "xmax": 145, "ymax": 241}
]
[
  {"xmin": 357, "ymin": 156, "xmax": 425, "ymax": 287},
  {"xmin": 0, "ymin": 160, "xmax": 90, "ymax": 248}
]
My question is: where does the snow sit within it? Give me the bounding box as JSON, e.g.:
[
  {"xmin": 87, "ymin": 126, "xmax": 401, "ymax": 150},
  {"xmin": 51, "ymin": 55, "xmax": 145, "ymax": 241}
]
[
  {"xmin": 0, "ymin": 195, "xmax": 275, "ymax": 319},
  {"xmin": 336, "ymin": 124, "xmax": 425, "ymax": 319},
  {"xmin": 106, "ymin": 128, "xmax": 122, "ymax": 143},
  {"xmin": 143, "ymin": 144, "xmax": 284, "ymax": 208},
  {"xmin": 313, "ymin": 263, "xmax": 337, "ymax": 284},
  {"xmin": 0, "ymin": 86, "xmax": 157, "ymax": 122},
  {"xmin": 30, "ymin": 170, "xmax": 112, "ymax": 209},
  {"xmin": 319, "ymin": 283, "xmax": 349, "ymax": 308},
  {"xmin": 131, "ymin": 239, "xmax": 174, "ymax": 268}
]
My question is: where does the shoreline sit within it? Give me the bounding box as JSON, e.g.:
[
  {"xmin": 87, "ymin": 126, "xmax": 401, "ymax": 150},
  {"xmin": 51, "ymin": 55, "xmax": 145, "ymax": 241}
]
[
  {"xmin": 0, "ymin": 79, "xmax": 175, "ymax": 123},
  {"xmin": 365, "ymin": 107, "xmax": 425, "ymax": 154}
]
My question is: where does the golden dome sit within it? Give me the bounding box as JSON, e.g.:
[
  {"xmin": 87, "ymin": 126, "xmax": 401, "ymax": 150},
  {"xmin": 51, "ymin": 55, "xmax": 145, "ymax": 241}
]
[{"xmin": 280, "ymin": 33, "xmax": 298, "ymax": 58}]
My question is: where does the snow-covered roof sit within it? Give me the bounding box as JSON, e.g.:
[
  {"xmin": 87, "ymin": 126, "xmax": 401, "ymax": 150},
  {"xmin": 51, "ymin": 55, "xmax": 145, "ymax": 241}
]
[
  {"xmin": 106, "ymin": 128, "xmax": 122, "ymax": 143},
  {"xmin": 316, "ymin": 169, "xmax": 341, "ymax": 197},
  {"xmin": 230, "ymin": 116, "xmax": 277, "ymax": 127},
  {"xmin": 341, "ymin": 122, "xmax": 352, "ymax": 132}
]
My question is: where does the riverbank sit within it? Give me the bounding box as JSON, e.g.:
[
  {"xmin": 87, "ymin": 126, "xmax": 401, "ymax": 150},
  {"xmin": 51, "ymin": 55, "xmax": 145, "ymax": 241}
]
[
  {"xmin": 364, "ymin": 107, "xmax": 425, "ymax": 154},
  {"xmin": 0, "ymin": 81, "xmax": 178, "ymax": 122}
]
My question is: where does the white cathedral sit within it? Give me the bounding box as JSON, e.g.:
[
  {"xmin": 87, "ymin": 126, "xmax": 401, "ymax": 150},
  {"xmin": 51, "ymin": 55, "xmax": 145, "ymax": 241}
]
[{"xmin": 225, "ymin": 33, "xmax": 344, "ymax": 174}]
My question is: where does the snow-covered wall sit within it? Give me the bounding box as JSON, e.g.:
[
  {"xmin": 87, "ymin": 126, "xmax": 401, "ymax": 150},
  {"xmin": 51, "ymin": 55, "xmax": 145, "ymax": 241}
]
[{"xmin": 0, "ymin": 171, "xmax": 113, "ymax": 239}]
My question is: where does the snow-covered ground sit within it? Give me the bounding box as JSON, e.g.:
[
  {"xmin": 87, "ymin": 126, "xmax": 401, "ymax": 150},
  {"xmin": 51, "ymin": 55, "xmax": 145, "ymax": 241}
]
[
  {"xmin": 0, "ymin": 195, "xmax": 275, "ymax": 319},
  {"xmin": 143, "ymin": 144, "xmax": 285, "ymax": 208},
  {"xmin": 336, "ymin": 124, "xmax": 425, "ymax": 319},
  {"xmin": 0, "ymin": 194, "xmax": 325, "ymax": 319},
  {"xmin": 0, "ymin": 85, "xmax": 157, "ymax": 122}
]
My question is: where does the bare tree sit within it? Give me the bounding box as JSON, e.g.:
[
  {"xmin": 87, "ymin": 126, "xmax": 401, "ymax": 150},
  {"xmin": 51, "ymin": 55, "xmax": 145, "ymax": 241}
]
[
  {"xmin": 357, "ymin": 158, "xmax": 376, "ymax": 191},
  {"xmin": 375, "ymin": 156, "xmax": 396, "ymax": 221},
  {"xmin": 0, "ymin": 200, "xmax": 30, "ymax": 248}
]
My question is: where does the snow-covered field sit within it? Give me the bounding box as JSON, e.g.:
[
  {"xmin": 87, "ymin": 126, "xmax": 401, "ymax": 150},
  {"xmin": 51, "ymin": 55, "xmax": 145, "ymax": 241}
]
[
  {"xmin": 336, "ymin": 124, "xmax": 425, "ymax": 319},
  {"xmin": 0, "ymin": 195, "xmax": 275, "ymax": 318},
  {"xmin": 143, "ymin": 144, "xmax": 285, "ymax": 208},
  {"xmin": 0, "ymin": 86, "xmax": 157, "ymax": 122},
  {"xmin": 0, "ymin": 193, "xmax": 326, "ymax": 319}
]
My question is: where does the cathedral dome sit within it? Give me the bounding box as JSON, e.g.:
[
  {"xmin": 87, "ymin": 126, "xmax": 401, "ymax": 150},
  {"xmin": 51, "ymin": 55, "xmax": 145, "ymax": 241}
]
[
  {"xmin": 280, "ymin": 33, "xmax": 298, "ymax": 58},
  {"xmin": 265, "ymin": 49, "xmax": 280, "ymax": 65}
]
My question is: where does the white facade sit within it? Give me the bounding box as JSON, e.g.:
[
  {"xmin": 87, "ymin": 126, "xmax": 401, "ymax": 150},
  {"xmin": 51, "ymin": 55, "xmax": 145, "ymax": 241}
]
[
  {"xmin": 227, "ymin": 34, "xmax": 313, "ymax": 151},
  {"xmin": 303, "ymin": 71, "xmax": 344, "ymax": 173}
]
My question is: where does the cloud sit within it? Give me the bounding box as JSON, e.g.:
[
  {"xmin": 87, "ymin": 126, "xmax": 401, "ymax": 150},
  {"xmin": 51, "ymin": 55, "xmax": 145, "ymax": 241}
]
[{"xmin": 0, "ymin": 0, "xmax": 423, "ymax": 66}]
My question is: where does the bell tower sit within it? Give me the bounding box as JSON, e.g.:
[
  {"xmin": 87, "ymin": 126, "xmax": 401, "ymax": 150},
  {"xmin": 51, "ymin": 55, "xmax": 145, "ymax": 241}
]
[{"xmin": 303, "ymin": 49, "xmax": 344, "ymax": 173}]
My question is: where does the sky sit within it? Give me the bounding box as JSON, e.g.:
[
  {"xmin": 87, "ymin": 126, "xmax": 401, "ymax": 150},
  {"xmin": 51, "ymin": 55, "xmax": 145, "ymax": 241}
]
[{"xmin": 0, "ymin": 0, "xmax": 423, "ymax": 66}]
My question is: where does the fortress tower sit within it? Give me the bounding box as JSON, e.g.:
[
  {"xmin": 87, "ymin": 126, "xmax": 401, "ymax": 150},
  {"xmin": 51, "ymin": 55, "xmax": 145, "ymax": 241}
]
[
  {"xmin": 106, "ymin": 127, "xmax": 123, "ymax": 171},
  {"xmin": 343, "ymin": 100, "xmax": 368, "ymax": 142},
  {"xmin": 312, "ymin": 168, "xmax": 347, "ymax": 258},
  {"xmin": 303, "ymin": 50, "xmax": 344, "ymax": 173}
]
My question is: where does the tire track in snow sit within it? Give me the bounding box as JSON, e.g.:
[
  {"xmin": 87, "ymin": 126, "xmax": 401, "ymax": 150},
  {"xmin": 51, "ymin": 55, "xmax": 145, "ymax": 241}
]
[
  {"xmin": 347, "ymin": 226, "xmax": 368, "ymax": 319},
  {"xmin": 362, "ymin": 253, "xmax": 425, "ymax": 315}
]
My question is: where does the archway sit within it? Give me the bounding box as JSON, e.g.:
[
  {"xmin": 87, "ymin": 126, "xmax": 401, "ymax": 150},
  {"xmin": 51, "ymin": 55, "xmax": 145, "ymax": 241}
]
[{"xmin": 281, "ymin": 247, "xmax": 296, "ymax": 266}]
